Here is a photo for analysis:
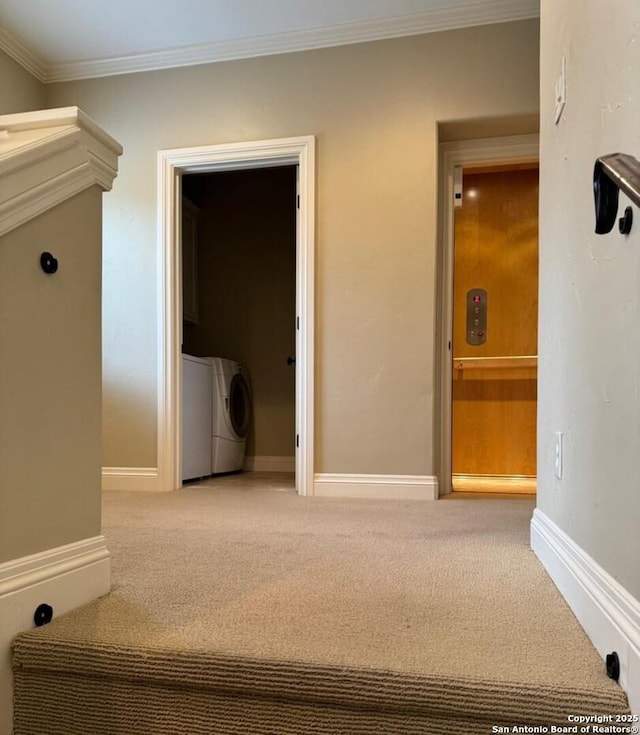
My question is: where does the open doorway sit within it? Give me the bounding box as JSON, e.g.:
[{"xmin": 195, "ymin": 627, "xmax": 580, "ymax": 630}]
[
  {"xmin": 437, "ymin": 134, "xmax": 539, "ymax": 496},
  {"xmin": 157, "ymin": 136, "xmax": 315, "ymax": 495},
  {"xmin": 451, "ymin": 163, "xmax": 539, "ymax": 494},
  {"xmin": 180, "ymin": 166, "xmax": 297, "ymax": 485}
]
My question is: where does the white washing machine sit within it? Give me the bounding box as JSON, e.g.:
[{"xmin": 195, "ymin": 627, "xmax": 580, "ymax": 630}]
[{"xmin": 211, "ymin": 357, "xmax": 251, "ymax": 474}]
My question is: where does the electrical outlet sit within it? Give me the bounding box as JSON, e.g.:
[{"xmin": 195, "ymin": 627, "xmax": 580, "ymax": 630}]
[{"xmin": 554, "ymin": 431, "xmax": 564, "ymax": 480}]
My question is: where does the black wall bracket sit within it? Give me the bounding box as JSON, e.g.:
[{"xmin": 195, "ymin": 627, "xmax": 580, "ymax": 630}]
[
  {"xmin": 619, "ymin": 206, "xmax": 633, "ymax": 235},
  {"xmin": 594, "ymin": 153, "xmax": 640, "ymax": 234}
]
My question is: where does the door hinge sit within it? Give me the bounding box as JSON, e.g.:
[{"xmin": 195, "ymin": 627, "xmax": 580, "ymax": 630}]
[
  {"xmin": 296, "ymin": 316, "xmax": 300, "ymax": 330},
  {"xmin": 296, "ymin": 434, "xmax": 300, "ymax": 448},
  {"xmin": 297, "ymin": 194, "xmax": 300, "ymax": 209}
]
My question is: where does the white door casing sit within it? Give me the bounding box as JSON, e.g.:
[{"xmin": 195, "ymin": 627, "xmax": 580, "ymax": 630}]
[{"xmin": 157, "ymin": 136, "xmax": 315, "ymax": 494}]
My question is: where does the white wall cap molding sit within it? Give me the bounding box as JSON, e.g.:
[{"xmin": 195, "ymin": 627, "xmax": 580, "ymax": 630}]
[
  {"xmin": 531, "ymin": 509, "xmax": 640, "ymax": 713},
  {"xmin": 0, "ymin": 0, "xmax": 539, "ymax": 83},
  {"xmin": 314, "ymin": 474, "xmax": 439, "ymax": 500},
  {"xmin": 0, "ymin": 106, "xmax": 122, "ymax": 238},
  {"xmin": 0, "ymin": 535, "xmax": 109, "ymax": 597},
  {"xmin": 0, "ymin": 107, "xmax": 119, "ymax": 146}
]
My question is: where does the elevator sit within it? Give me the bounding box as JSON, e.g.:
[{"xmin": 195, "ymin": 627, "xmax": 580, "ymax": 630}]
[{"xmin": 451, "ymin": 163, "xmax": 539, "ymax": 494}]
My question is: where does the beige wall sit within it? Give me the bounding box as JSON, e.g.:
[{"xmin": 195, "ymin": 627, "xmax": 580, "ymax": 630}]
[
  {"xmin": 183, "ymin": 167, "xmax": 296, "ymax": 458},
  {"xmin": 538, "ymin": 0, "xmax": 640, "ymax": 598},
  {"xmin": 0, "ymin": 187, "xmax": 103, "ymax": 562},
  {"xmin": 45, "ymin": 20, "xmax": 540, "ymax": 475},
  {"xmin": 0, "ymin": 48, "xmax": 44, "ymax": 113}
]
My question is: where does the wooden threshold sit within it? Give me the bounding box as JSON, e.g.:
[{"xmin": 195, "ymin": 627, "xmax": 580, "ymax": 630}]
[{"xmin": 452, "ymin": 474, "xmax": 537, "ymax": 495}]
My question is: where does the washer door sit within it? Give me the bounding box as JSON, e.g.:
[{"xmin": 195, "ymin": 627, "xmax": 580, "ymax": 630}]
[{"xmin": 229, "ymin": 372, "xmax": 251, "ymax": 439}]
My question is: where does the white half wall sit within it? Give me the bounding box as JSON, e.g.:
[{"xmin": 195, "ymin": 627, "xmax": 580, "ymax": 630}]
[
  {"xmin": 0, "ymin": 536, "xmax": 110, "ymax": 734},
  {"xmin": 532, "ymin": 510, "xmax": 640, "ymax": 714}
]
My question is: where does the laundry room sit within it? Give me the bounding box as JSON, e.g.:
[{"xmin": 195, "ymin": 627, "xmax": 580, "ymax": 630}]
[{"xmin": 181, "ymin": 165, "xmax": 297, "ymax": 481}]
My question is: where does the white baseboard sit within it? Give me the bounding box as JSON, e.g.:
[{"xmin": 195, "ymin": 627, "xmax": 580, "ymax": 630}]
[
  {"xmin": 314, "ymin": 473, "xmax": 438, "ymax": 500},
  {"xmin": 244, "ymin": 456, "xmax": 295, "ymax": 473},
  {"xmin": 0, "ymin": 536, "xmax": 110, "ymax": 735},
  {"xmin": 102, "ymin": 466, "xmax": 159, "ymax": 491},
  {"xmin": 531, "ymin": 509, "xmax": 640, "ymax": 714}
]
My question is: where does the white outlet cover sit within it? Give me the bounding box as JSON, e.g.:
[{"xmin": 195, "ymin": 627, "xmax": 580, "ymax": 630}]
[
  {"xmin": 554, "ymin": 56, "xmax": 566, "ymax": 125},
  {"xmin": 554, "ymin": 431, "xmax": 564, "ymax": 480}
]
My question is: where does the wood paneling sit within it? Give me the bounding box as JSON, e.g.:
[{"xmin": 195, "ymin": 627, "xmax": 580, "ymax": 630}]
[{"xmin": 452, "ymin": 167, "xmax": 539, "ymax": 482}]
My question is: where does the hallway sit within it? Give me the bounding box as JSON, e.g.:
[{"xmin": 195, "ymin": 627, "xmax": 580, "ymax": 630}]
[{"xmin": 12, "ymin": 476, "xmax": 628, "ymax": 732}]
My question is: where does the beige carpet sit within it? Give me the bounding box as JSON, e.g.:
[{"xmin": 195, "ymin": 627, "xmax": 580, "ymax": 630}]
[{"xmin": 13, "ymin": 474, "xmax": 629, "ymax": 733}]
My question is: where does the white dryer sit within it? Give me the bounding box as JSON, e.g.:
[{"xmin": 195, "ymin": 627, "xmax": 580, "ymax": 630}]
[
  {"xmin": 211, "ymin": 357, "xmax": 251, "ymax": 474},
  {"xmin": 181, "ymin": 354, "xmax": 213, "ymax": 481}
]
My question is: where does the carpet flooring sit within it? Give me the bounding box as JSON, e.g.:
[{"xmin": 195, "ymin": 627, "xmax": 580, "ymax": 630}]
[{"xmin": 12, "ymin": 474, "xmax": 629, "ymax": 733}]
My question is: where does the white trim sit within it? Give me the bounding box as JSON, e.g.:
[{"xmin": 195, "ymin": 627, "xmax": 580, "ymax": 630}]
[
  {"xmin": 0, "ymin": 25, "xmax": 47, "ymax": 81},
  {"xmin": 314, "ymin": 474, "xmax": 438, "ymax": 500},
  {"xmin": 436, "ymin": 134, "xmax": 539, "ymax": 496},
  {"xmin": 0, "ymin": 1, "xmax": 540, "ymax": 83},
  {"xmin": 531, "ymin": 509, "xmax": 640, "ymax": 714},
  {"xmin": 102, "ymin": 467, "xmax": 159, "ymax": 492},
  {"xmin": 0, "ymin": 106, "xmax": 122, "ymax": 238},
  {"xmin": 0, "ymin": 536, "xmax": 110, "ymax": 734},
  {"xmin": 244, "ymin": 456, "xmax": 296, "ymax": 473},
  {"xmin": 157, "ymin": 136, "xmax": 315, "ymax": 496},
  {"xmin": 0, "ymin": 536, "xmax": 109, "ymax": 595}
]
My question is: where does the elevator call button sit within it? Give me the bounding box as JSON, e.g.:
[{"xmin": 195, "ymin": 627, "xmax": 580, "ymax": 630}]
[{"xmin": 466, "ymin": 288, "xmax": 487, "ymax": 345}]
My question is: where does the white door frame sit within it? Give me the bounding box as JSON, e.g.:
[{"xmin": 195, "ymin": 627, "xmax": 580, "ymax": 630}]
[
  {"xmin": 436, "ymin": 134, "xmax": 539, "ymax": 495},
  {"xmin": 157, "ymin": 136, "xmax": 315, "ymax": 494}
]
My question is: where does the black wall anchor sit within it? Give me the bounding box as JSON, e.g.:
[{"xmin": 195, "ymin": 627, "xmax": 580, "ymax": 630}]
[
  {"xmin": 606, "ymin": 651, "xmax": 620, "ymax": 682},
  {"xmin": 40, "ymin": 252, "xmax": 58, "ymax": 274},
  {"xmin": 33, "ymin": 603, "xmax": 53, "ymax": 627},
  {"xmin": 594, "ymin": 153, "xmax": 640, "ymax": 234}
]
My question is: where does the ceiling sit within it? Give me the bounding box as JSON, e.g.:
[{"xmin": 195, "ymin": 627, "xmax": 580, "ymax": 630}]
[{"xmin": 0, "ymin": 0, "xmax": 539, "ymax": 83}]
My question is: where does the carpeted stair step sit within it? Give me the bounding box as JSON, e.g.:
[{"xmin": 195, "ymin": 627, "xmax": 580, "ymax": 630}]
[{"xmin": 13, "ymin": 634, "xmax": 629, "ymax": 734}]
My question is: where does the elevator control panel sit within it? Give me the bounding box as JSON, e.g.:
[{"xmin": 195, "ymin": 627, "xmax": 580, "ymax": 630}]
[{"xmin": 466, "ymin": 288, "xmax": 487, "ymax": 345}]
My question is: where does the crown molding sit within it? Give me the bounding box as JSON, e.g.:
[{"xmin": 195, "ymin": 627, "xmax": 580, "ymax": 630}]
[
  {"xmin": 0, "ymin": 0, "xmax": 539, "ymax": 83},
  {"xmin": 0, "ymin": 25, "xmax": 47, "ymax": 81},
  {"xmin": 0, "ymin": 106, "xmax": 122, "ymax": 237}
]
